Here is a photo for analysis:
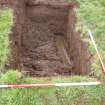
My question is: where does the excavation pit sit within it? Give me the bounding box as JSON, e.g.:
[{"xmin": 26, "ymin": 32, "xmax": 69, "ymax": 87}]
[{"xmin": 0, "ymin": 0, "xmax": 91, "ymax": 76}]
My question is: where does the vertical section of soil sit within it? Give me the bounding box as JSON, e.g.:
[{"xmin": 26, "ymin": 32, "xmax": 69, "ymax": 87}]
[
  {"xmin": 21, "ymin": 6, "xmax": 72, "ymax": 76},
  {"xmin": 0, "ymin": 0, "xmax": 91, "ymax": 76},
  {"xmin": 67, "ymin": 10, "xmax": 91, "ymax": 74}
]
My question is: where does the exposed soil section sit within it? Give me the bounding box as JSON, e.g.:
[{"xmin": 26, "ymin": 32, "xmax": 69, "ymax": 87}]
[
  {"xmin": 21, "ymin": 6, "xmax": 71, "ymax": 76},
  {"xmin": 0, "ymin": 0, "xmax": 91, "ymax": 76}
]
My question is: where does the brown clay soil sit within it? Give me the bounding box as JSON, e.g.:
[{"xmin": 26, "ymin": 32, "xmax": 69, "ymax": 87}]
[
  {"xmin": 0, "ymin": 0, "xmax": 91, "ymax": 76},
  {"xmin": 21, "ymin": 5, "xmax": 72, "ymax": 76}
]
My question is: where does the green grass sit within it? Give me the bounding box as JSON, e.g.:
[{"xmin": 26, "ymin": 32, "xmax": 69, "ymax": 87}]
[
  {"xmin": 0, "ymin": 0, "xmax": 105, "ymax": 105},
  {"xmin": 0, "ymin": 8, "xmax": 13, "ymax": 72},
  {"xmin": 0, "ymin": 71, "xmax": 105, "ymax": 105}
]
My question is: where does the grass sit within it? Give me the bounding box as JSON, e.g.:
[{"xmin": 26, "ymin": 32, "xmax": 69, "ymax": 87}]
[
  {"xmin": 0, "ymin": 8, "xmax": 13, "ymax": 72},
  {"xmin": 0, "ymin": 0, "xmax": 105, "ymax": 105},
  {"xmin": 0, "ymin": 71, "xmax": 105, "ymax": 105}
]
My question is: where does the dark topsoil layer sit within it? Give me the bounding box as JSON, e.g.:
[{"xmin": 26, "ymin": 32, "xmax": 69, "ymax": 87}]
[{"xmin": 0, "ymin": 0, "xmax": 91, "ymax": 76}]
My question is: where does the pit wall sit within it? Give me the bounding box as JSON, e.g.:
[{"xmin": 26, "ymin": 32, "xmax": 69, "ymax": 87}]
[
  {"xmin": 21, "ymin": 6, "xmax": 72, "ymax": 76},
  {"xmin": 67, "ymin": 10, "xmax": 90, "ymax": 74},
  {"xmin": 0, "ymin": 0, "xmax": 91, "ymax": 75}
]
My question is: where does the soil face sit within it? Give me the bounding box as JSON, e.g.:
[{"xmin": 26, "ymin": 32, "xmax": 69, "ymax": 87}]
[
  {"xmin": 0, "ymin": 0, "xmax": 91, "ymax": 76},
  {"xmin": 21, "ymin": 6, "xmax": 72, "ymax": 76}
]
